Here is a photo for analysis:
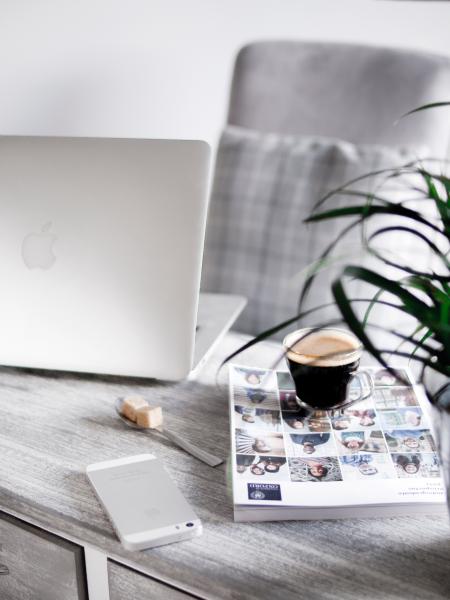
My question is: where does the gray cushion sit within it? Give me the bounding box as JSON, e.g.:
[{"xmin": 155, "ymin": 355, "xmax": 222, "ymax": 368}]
[
  {"xmin": 201, "ymin": 126, "xmax": 421, "ymax": 339},
  {"xmin": 228, "ymin": 41, "xmax": 450, "ymax": 158}
]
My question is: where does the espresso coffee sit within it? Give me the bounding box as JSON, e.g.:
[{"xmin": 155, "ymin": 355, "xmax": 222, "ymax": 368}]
[{"xmin": 284, "ymin": 329, "xmax": 362, "ymax": 410}]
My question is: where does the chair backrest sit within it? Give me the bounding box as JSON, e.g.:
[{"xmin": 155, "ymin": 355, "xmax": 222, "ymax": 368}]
[
  {"xmin": 228, "ymin": 41, "xmax": 450, "ymax": 157},
  {"xmin": 202, "ymin": 41, "xmax": 450, "ymax": 338}
]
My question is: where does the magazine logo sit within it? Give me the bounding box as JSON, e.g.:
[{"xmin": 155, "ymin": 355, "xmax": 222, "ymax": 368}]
[{"xmin": 248, "ymin": 483, "xmax": 282, "ymax": 501}]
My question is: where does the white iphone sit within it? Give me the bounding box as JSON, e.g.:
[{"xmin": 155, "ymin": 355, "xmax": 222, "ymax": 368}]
[{"xmin": 86, "ymin": 454, "xmax": 202, "ymax": 550}]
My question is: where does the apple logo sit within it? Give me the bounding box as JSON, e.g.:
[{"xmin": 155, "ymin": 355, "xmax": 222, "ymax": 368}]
[{"xmin": 21, "ymin": 222, "xmax": 57, "ymax": 270}]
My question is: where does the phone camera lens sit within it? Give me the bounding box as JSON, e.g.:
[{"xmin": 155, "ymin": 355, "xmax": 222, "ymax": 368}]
[{"xmin": 186, "ymin": 522, "xmax": 194, "ymax": 527}]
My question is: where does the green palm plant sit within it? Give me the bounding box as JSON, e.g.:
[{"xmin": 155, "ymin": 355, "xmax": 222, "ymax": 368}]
[{"xmin": 224, "ymin": 102, "xmax": 450, "ymax": 410}]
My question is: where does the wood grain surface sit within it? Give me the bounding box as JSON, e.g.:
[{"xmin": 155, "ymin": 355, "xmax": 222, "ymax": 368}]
[
  {"xmin": 0, "ymin": 332, "xmax": 449, "ymax": 600},
  {"xmin": 108, "ymin": 559, "xmax": 195, "ymax": 600},
  {"xmin": 0, "ymin": 511, "xmax": 87, "ymax": 600}
]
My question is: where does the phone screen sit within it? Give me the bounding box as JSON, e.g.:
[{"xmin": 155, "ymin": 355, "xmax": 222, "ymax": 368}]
[{"xmin": 88, "ymin": 456, "xmax": 198, "ymax": 536}]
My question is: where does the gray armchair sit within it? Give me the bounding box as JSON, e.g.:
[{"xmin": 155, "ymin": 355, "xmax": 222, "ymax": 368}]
[{"xmin": 202, "ymin": 41, "xmax": 450, "ymax": 337}]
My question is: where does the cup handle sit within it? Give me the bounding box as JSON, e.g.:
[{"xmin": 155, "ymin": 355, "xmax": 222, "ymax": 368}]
[{"xmin": 350, "ymin": 370, "xmax": 374, "ymax": 403}]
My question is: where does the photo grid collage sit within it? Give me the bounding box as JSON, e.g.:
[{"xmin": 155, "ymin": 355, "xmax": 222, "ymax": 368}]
[{"xmin": 231, "ymin": 365, "xmax": 442, "ymax": 484}]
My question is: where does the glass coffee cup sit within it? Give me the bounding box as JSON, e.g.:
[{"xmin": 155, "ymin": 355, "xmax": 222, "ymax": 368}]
[{"xmin": 283, "ymin": 327, "xmax": 374, "ymax": 410}]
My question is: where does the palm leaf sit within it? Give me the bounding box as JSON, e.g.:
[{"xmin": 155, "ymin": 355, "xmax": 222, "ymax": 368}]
[
  {"xmin": 367, "ymin": 226, "xmax": 450, "ymax": 271},
  {"xmin": 339, "ymin": 266, "xmax": 449, "ymax": 334},
  {"xmin": 362, "ymin": 288, "xmax": 384, "ymax": 329},
  {"xmin": 399, "ymin": 101, "xmax": 450, "ymax": 120},
  {"xmin": 410, "ymin": 328, "xmax": 433, "ymax": 362},
  {"xmin": 306, "ymin": 204, "xmax": 443, "ymax": 236},
  {"xmin": 311, "ymin": 161, "xmax": 420, "ymax": 212}
]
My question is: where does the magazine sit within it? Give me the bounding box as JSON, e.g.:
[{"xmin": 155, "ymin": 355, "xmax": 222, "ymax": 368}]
[{"xmin": 228, "ymin": 364, "xmax": 447, "ymax": 521}]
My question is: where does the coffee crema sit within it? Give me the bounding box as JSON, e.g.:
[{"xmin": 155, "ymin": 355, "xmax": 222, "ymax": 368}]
[{"xmin": 284, "ymin": 329, "xmax": 361, "ymax": 367}]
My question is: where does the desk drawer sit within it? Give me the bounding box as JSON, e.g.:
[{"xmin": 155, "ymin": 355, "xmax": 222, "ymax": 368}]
[
  {"xmin": 108, "ymin": 559, "xmax": 195, "ymax": 599},
  {"xmin": 0, "ymin": 511, "xmax": 87, "ymax": 600}
]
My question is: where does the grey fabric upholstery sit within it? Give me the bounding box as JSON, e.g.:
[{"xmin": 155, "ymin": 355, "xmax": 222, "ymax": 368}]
[
  {"xmin": 228, "ymin": 41, "xmax": 450, "ymax": 158},
  {"xmin": 202, "ymin": 126, "xmax": 419, "ymax": 338},
  {"xmin": 202, "ymin": 41, "xmax": 450, "ymax": 338}
]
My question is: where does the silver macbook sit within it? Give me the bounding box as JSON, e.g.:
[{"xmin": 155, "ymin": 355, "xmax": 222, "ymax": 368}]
[{"xmin": 0, "ymin": 136, "xmax": 244, "ymax": 380}]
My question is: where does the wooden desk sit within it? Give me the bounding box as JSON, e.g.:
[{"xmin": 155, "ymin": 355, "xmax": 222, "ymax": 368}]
[{"xmin": 0, "ymin": 332, "xmax": 449, "ymax": 600}]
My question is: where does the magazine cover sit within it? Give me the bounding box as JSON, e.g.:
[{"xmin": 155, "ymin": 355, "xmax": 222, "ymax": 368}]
[{"xmin": 228, "ymin": 364, "xmax": 446, "ymax": 520}]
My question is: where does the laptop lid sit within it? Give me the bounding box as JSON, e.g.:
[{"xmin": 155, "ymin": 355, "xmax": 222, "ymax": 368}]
[{"xmin": 0, "ymin": 136, "xmax": 210, "ymax": 380}]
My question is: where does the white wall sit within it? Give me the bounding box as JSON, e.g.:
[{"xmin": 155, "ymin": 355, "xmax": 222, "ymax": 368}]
[{"xmin": 1, "ymin": 0, "xmax": 450, "ymax": 146}]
